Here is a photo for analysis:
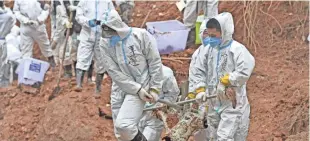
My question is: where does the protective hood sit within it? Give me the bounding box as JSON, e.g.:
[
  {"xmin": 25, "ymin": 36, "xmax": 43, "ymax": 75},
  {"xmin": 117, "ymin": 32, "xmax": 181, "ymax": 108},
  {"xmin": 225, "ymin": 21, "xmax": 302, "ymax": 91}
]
[
  {"xmin": 101, "ymin": 9, "xmax": 131, "ymax": 40},
  {"xmin": 212, "ymin": 12, "xmax": 234, "ymax": 46}
]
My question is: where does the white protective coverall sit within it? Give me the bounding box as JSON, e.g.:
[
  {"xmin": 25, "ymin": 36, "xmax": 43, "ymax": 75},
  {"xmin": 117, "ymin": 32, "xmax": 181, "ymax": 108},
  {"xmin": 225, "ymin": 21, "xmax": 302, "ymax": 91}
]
[
  {"xmin": 6, "ymin": 25, "xmax": 22, "ymax": 64},
  {"xmin": 187, "ymin": 45, "xmax": 203, "ymax": 99},
  {"xmin": 75, "ymin": 0, "xmax": 115, "ymax": 73},
  {"xmin": 191, "ymin": 12, "xmax": 255, "ymax": 141},
  {"xmin": 187, "ymin": 45, "xmax": 212, "ymax": 141},
  {"xmin": 99, "ymin": 10, "xmax": 163, "ymax": 140},
  {"xmin": 13, "ymin": 0, "xmax": 53, "ymax": 58},
  {"xmin": 138, "ymin": 65, "xmax": 179, "ymax": 141},
  {"xmin": 0, "ymin": 6, "xmax": 15, "ymax": 87},
  {"xmin": 188, "ymin": 18, "xmax": 210, "ymax": 99},
  {"xmin": 183, "ymin": 0, "xmax": 219, "ymax": 29},
  {"xmin": 53, "ymin": 1, "xmax": 75, "ymax": 66}
]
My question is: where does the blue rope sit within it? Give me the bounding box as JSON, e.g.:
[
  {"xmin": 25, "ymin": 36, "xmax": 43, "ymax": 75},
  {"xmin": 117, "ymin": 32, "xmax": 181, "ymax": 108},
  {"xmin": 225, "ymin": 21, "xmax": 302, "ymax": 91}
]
[
  {"xmin": 214, "ymin": 39, "xmax": 233, "ymax": 113},
  {"xmin": 121, "ymin": 28, "xmax": 132, "ymax": 64}
]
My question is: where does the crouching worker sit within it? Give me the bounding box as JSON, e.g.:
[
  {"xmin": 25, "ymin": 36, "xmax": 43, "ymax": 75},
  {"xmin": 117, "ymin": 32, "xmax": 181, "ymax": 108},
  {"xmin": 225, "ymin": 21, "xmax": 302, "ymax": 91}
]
[
  {"xmin": 99, "ymin": 9, "xmax": 163, "ymax": 141},
  {"xmin": 138, "ymin": 65, "xmax": 179, "ymax": 141}
]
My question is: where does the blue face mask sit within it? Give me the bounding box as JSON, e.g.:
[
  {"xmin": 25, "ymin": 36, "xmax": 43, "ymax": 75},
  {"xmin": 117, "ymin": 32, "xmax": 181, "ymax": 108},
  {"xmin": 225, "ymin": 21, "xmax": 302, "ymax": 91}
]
[
  {"xmin": 203, "ymin": 37, "xmax": 222, "ymax": 47},
  {"xmin": 203, "ymin": 37, "xmax": 210, "ymax": 46},
  {"xmin": 110, "ymin": 35, "xmax": 121, "ymax": 47}
]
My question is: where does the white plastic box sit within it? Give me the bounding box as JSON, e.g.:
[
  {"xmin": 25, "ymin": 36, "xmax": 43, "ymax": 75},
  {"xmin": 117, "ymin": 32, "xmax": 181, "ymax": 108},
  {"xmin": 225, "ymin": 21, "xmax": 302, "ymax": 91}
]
[
  {"xmin": 16, "ymin": 58, "xmax": 50, "ymax": 85},
  {"xmin": 146, "ymin": 20, "xmax": 190, "ymax": 54}
]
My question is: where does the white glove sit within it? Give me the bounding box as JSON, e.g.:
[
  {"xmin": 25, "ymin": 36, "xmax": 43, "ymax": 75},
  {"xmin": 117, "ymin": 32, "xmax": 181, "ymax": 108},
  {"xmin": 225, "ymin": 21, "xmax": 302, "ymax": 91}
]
[
  {"xmin": 65, "ymin": 21, "xmax": 73, "ymax": 28},
  {"xmin": 23, "ymin": 19, "xmax": 31, "ymax": 25},
  {"xmin": 196, "ymin": 92, "xmax": 207, "ymax": 103},
  {"xmin": 138, "ymin": 88, "xmax": 153, "ymax": 102},
  {"xmin": 216, "ymin": 82, "xmax": 228, "ymax": 101},
  {"xmin": 68, "ymin": 5, "xmax": 77, "ymax": 12}
]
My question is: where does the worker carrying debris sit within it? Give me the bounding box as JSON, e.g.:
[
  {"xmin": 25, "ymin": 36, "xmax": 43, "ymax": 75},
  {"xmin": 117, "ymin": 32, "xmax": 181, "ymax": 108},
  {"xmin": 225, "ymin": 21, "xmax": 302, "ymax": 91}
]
[
  {"xmin": 0, "ymin": 0, "xmax": 15, "ymax": 87},
  {"xmin": 138, "ymin": 65, "xmax": 179, "ymax": 141},
  {"xmin": 99, "ymin": 9, "xmax": 163, "ymax": 141},
  {"xmin": 13, "ymin": 0, "xmax": 56, "ymax": 69},
  {"xmin": 188, "ymin": 12, "xmax": 255, "ymax": 141}
]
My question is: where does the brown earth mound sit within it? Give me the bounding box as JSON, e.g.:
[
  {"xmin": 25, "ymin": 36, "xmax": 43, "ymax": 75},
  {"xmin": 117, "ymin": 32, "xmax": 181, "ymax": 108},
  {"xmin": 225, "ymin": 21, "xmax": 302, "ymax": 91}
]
[{"xmin": 0, "ymin": 1, "xmax": 308, "ymax": 141}]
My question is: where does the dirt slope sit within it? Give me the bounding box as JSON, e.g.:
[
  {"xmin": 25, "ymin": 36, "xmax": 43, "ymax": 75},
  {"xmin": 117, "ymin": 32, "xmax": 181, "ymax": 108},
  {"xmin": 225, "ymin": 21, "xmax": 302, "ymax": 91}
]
[{"xmin": 0, "ymin": 1, "xmax": 308, "ymax": 141}]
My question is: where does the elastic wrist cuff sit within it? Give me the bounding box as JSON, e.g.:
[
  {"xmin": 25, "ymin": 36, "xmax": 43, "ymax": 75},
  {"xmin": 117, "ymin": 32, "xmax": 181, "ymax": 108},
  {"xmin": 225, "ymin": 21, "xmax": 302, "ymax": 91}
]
[{"xmin": 137, "ymin": 86, "xmax": 142, "ymax": 94}]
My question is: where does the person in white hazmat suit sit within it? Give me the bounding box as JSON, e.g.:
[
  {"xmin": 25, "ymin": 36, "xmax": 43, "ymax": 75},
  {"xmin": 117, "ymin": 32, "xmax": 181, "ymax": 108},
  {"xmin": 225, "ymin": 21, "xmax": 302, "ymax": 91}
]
[
  {"xmin": 51, "ymin": 0, "xmax": 81, "ymax": 78},
  {"xmin": 138, "ymin": 65, "xmax": 179, "ymax": 141},
  {"xmin": 190, "ymin": 12, "xmax": 255, "ymax": 141},
  {"xmin": 183, "ymin": 0, "xmax": 218, "ymax": 46},
  {"xmin": 186, "ymin": 19, "xmax": 211, "ymax": 140},
  {"xmin": 187, "ymin": 23, "xmax": 209, "ymax": 100},
  {"xmin": 115, "ymin": 0, "xmax": 134, "ymax": 24},
  {"xmin": 99, "ymin": 9, "xmax": 163, "ymax": 141},
  {"xmin": 0, "ymin": 0, "xmax": 15, "ymax": 87},
  {"xmin": 74, "ymin": 0, "xmax": 115, "ymax": 92},
  {"xmin": 13, "ymin": 0, "xmax": 56, "ymax": 68}
]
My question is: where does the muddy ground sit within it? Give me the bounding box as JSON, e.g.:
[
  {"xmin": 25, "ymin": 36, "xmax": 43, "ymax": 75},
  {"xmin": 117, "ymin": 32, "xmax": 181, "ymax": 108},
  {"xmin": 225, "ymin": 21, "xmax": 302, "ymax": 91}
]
[{"xmin": 0, "ymin": 1, "xmax": 308, "ymax": 141}]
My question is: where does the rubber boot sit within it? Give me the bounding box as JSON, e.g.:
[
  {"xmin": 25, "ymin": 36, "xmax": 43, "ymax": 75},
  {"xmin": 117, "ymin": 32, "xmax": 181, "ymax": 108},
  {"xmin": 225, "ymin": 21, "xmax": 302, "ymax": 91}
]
[
  {"xmin": 94, "ymin": 73, "xmax": 104, "ymax": 98},
  {"xmin": 87, "ymin": 61, "xmax": 95, "ymax": 85},
  {"xmin": 64, "ymin": 65, "xmax": 72, "ymax": 79},
  {"xmin": 98, "ymin": 108, "xmax": 113, "ymax": 120},
  {"xmin": 31, "ymin": 82, "xmax": 41, "ymax": 89},
  {"xmin": 74, "ymin": 68, "xmax": 85, "ymax": 92},
  {"xmin": 131, "ymin": 130, "xmax": 147, "ymax": 141},
  {"xmin": 12, "ymin": 61, "xmax": 18, "ymax": 80},
  {"xmin": 73, "ymin": 61, "xmax": 77, "ymax": 77},
  {"xmin": 48, "ymin": 56, "xmax": 56, "ymax": 68}
]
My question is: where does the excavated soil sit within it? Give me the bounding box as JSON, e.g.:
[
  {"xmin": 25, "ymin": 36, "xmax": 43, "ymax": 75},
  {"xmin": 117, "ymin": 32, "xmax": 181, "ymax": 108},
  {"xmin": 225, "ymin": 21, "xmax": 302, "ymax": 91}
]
[{"xmin": 0, "ymin": 1, "xmax": 308, "ymax": 141}]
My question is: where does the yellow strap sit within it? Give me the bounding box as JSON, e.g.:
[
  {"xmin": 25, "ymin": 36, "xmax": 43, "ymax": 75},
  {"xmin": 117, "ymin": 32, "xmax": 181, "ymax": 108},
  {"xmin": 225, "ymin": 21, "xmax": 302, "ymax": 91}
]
[{"xmin": 205, "ymin": 105, "xmax": 209, "ymax": 112}]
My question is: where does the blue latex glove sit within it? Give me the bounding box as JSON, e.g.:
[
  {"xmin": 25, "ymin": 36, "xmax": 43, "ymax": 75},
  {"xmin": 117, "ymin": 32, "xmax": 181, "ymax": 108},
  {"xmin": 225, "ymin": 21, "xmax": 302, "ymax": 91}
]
[{"xmin": 88, "ymin": 19, "xmax": 96, "ymax": 27}]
